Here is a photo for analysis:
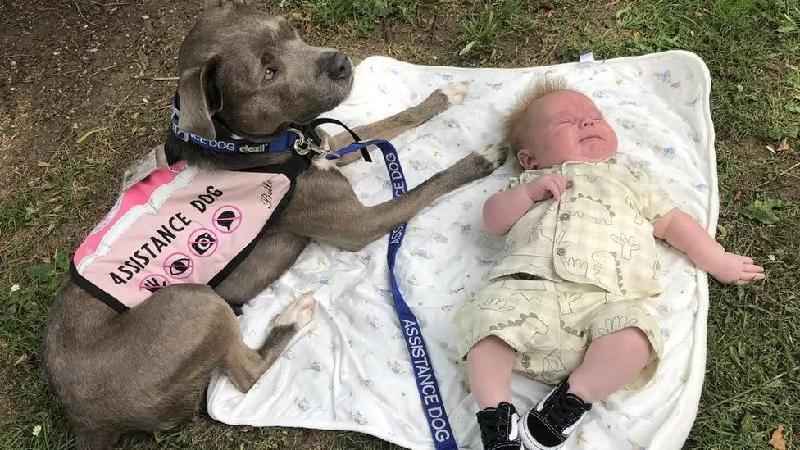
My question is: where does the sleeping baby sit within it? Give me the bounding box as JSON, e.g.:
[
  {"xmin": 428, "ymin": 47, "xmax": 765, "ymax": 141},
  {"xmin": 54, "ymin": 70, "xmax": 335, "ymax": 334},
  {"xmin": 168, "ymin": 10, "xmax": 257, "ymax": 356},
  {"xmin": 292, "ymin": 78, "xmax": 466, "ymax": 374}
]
[{"xmin": 455, "ymin": 77, "xmax": 764, "ymax": 450}]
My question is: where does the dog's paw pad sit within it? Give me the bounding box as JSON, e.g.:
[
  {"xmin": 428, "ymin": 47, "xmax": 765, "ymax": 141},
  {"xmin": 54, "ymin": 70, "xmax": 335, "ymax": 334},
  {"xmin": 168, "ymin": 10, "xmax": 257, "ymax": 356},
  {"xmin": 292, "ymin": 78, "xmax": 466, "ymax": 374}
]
[
  {"xmin": 477, "ymin": 142, "xmax": 508, "ymax": 169},
  {"xmin": 442, "ymin": 81, "xmax": 470, "ymax": 105},
  {"xmin": 274, "ymin": 293, "xmax": 316, "ymax": 329}
]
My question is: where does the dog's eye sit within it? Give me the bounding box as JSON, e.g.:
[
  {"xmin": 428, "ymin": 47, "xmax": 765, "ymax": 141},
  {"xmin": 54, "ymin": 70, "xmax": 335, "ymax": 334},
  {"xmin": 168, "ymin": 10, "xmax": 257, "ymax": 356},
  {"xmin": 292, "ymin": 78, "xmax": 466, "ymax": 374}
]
[{"xmin": 264, "ymin": 68, "xmax": 277, "ymax": 81}]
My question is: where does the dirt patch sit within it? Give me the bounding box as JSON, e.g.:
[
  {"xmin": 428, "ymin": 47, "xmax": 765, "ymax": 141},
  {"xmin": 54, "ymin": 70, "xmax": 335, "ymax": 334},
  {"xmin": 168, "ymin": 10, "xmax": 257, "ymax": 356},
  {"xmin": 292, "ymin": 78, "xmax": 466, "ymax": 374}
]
[
  {"xmin": 1, "ymin": 0, "xmax": 202, "ymax": 263},
  {"xmin": 717, "ymin": 138, "xmax": 800, "ymax": 202}
]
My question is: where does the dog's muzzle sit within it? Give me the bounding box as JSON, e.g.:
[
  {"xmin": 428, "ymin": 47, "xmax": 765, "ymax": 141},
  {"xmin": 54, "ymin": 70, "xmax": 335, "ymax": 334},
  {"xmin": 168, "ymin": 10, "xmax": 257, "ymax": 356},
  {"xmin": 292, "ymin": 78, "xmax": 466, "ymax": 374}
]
[{"xmin": 320, "ymin": 51, "xmax": 352, "ymax": 81}]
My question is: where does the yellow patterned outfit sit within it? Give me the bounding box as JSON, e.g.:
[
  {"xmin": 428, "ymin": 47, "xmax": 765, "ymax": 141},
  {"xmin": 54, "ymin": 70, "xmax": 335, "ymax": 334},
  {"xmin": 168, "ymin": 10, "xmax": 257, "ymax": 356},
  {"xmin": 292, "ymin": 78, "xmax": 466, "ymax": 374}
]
[{"xmin": 456, "ymin": 157, "xmax": 675, "ymax": 386}]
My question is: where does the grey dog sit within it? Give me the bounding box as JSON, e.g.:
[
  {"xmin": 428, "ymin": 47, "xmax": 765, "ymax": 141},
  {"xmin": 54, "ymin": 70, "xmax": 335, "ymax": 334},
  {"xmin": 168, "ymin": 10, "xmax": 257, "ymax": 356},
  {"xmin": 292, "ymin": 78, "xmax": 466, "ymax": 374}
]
[{"xmin": 43, "ymin": 1, "xmax": 504, "ymax": 449}]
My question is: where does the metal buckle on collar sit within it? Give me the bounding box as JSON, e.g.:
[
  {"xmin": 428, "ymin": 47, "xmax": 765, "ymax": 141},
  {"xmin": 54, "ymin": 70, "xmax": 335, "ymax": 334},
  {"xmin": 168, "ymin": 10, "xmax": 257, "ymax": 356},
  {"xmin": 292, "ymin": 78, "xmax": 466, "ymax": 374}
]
[
  {"xmin": 289, "ymin": 128, "xmax": 311, "ymax": 155},
  {"xmin": 289, "ymin": 128, "xmax": 327, "ymax": 157}
]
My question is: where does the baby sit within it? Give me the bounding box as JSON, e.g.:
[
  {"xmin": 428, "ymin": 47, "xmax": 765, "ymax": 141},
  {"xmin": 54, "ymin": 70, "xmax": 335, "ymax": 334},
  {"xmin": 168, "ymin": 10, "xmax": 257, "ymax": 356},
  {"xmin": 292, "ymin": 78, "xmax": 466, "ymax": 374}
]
[{"xmin": 455, "ymin": 77, "xmax": 765, "ymax": 450}]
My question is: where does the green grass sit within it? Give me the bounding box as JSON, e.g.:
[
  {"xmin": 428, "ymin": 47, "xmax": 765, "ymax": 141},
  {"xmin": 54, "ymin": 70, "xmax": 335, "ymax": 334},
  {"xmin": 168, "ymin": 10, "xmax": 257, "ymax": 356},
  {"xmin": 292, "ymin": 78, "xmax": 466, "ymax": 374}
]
[
  {"xmin": 281, "ymin": 0, "xmax": 419, "ymax": 33},
  {"xmin": 2, "ymin": 0, "xmax": 799, "ymax": 449},
  {"xmin": 689, "ymin": 140, "xmax": 800, "ymax": 449},
  {"xmin": 458, "ymin": 0, "xmax": 536, "ymax": 57}
]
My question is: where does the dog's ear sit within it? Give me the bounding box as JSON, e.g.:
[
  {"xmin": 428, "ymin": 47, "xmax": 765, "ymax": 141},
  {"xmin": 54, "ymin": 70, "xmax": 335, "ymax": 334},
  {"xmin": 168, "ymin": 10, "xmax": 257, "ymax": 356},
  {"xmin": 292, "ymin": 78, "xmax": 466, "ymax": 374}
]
[{"xmin": 178, "ymin": 57, "xmax": 223, "ymax": 139}]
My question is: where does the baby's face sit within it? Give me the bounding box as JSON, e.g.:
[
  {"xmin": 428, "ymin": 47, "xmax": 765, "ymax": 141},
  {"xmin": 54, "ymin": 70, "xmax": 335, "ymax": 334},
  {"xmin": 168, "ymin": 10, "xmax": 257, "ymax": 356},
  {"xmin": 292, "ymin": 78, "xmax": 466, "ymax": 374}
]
[{"xmin": 517, "ymin": 90, "xmax": 618, "ymax": 169}]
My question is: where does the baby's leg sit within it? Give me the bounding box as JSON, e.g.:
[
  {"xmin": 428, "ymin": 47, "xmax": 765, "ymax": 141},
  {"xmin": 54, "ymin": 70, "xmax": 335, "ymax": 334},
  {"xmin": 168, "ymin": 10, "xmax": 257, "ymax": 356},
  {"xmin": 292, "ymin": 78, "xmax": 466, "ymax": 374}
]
[
  {"xmin": 467, "ymin": 335, "xmax": 522, "ymax": 450},
  {"xmin": 567, "ymin": 327, "xmax": 652, "ymax": 402},
  {"xmin": 456, "ymin": 278, "xmax": 555, "ymax": 449},
  {"xmin": 467, "ymin": 335, "xmax": 516, "ymax": 408},
  {"xmin": 519, "ymin": 291, "xmax": 660, "ymax": 449}
]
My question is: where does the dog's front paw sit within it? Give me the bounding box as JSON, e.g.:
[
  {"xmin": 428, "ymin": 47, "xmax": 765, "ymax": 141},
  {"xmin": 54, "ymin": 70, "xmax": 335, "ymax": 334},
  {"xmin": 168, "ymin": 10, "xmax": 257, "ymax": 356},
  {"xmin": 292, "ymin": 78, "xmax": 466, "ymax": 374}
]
[
  {"xmin": 273, "ymin": 292, "xmax": 316, "ymax": 330},
  {"xmin": 475, "ymin": 142, "xmax": 508, "ymax": 171},
  {"xmin": 451, "ymin": 143, "xmax": 509, "ymax": 183},
  {"xmin": 441, "ymin": 81, "xmax": 470, "ymax": 105}
]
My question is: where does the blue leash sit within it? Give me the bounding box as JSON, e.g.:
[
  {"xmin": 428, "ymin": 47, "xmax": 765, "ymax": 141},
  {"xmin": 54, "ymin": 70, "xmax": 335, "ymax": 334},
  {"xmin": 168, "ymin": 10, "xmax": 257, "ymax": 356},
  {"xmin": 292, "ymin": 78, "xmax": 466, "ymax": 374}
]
[{"xmin": 329, "ymin": 141, "xmax": 458, "ymax": 450}]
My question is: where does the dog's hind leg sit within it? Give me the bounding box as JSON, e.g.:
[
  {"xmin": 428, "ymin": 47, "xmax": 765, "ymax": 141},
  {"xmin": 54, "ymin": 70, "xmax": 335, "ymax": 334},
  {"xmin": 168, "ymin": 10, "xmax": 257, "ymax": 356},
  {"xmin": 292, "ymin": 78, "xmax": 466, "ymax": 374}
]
[
  {"xmin": 223, "ymin": 293, "xmax": 316, "ymax": 392},
  {"xmin": 46, "ymin": 284, "xmax": 314, "ymax": 445}
]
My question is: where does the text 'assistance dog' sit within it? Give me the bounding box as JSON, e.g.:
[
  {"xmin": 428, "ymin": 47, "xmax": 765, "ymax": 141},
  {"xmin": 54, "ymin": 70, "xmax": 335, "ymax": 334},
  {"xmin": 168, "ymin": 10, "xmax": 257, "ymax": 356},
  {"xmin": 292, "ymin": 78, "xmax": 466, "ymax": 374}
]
[{"xmin": 43, "ymin": 1, "xmax": 504, "ymax": 449}]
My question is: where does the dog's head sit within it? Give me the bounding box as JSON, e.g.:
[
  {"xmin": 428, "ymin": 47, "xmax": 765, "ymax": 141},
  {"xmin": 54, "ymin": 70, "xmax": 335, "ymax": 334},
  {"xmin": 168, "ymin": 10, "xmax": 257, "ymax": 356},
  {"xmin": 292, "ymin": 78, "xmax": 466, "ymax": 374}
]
[{"xmin": 177, "ymin": 2, "xmax": 353, "ymax": 140}]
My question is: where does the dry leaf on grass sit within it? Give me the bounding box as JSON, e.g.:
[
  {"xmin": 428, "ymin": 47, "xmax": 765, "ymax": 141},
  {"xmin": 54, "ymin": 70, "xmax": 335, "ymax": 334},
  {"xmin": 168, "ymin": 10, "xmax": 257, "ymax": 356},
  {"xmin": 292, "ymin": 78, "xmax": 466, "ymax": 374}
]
[
  {"xmin": 769, "ymin": 424, "xmax": 787, "ymax": 450},
  {"xmin": 766, "ymin": 138, "xmax": 794, "ymax": 154}
]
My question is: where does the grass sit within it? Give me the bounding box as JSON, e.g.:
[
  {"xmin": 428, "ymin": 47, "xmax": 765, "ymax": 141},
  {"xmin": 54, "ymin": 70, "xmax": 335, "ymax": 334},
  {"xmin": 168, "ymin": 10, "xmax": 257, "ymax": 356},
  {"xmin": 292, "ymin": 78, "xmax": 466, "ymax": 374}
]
[
  {"xmin": 280, "ymin": 0, "xmax": 419, "ymax": 34},
  {"xmin": 458, "ymin": 0, "xmax": 536, "ymax": 57},
  {"xmin": 690, "ymin": 139, "xmax": 800, "ymax": 449},
  {"xmin": 1, "ymin": 0, "xmax": 798, "ymax": 449}
]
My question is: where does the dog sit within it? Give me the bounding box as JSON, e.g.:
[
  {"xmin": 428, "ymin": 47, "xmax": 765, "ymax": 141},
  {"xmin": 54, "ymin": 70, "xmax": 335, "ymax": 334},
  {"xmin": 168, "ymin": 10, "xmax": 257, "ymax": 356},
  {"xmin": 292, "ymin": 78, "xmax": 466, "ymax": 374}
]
[{"xmin": 43, "ymin": 1, "xmax": 504, "ymax": 449}]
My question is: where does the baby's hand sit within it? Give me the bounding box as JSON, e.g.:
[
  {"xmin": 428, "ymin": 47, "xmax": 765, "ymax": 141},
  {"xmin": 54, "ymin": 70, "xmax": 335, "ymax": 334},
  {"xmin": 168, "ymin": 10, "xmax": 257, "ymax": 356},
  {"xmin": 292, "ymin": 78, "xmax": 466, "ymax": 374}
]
[
  {"xmin": 708, "ymin": 252, "xmax": 765, "ymax": 285},
  {"xmin": 523, "ymin": 174, "xmax": 569, "ymax": 202}
]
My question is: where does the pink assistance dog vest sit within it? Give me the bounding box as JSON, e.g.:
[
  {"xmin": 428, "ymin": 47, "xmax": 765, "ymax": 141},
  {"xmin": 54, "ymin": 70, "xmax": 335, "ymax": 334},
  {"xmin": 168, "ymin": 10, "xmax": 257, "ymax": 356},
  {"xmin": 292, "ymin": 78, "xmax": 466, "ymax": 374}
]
[{"xmin": 72, "ymin": 160, "xmax": 292, "ymax": 312}]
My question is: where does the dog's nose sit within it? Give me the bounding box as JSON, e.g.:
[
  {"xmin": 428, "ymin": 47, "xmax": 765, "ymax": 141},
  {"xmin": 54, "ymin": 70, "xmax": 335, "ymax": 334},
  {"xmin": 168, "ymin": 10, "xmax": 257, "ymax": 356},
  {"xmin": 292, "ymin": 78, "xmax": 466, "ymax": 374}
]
[{"xmin": 321, "ymin": 51, "xmax": 352, "ymax": 80}]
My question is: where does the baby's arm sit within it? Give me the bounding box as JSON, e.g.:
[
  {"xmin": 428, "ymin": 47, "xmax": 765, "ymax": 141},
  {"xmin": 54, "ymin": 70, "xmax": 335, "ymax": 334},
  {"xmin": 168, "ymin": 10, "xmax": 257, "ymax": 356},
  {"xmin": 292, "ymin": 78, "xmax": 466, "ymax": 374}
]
[
  {"xmin": 483, "ymin": 174, "xmax": 567, "ymax": 235},
  {"xmin": 653, "ymin": 209, "xmax": 765, "ymax": 284}
]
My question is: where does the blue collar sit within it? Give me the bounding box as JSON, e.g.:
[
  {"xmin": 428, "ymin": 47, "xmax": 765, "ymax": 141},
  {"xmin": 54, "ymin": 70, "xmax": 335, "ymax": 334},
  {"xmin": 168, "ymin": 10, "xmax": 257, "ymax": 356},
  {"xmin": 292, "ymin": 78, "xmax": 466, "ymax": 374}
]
[
  {"xmin": 170, "ymin": 95, "xmax": 375, "ymax": 162},
  {"xmin": 169, "ymin": 95, "xmax": 320, "ymax": 156}
]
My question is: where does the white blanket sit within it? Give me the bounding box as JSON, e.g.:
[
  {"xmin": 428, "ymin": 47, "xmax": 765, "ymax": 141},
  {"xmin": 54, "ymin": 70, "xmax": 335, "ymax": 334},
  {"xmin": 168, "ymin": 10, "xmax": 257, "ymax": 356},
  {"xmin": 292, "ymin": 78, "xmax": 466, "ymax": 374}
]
[{"xmin": 207, "ymin": 51, "xmax": 717, "ymax": 450}]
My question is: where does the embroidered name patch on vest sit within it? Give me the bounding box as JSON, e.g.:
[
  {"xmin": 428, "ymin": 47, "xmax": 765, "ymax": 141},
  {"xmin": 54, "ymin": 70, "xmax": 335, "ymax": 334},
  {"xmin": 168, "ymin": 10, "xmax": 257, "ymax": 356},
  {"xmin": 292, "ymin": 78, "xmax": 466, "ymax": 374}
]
[{"xmin": 72, "ymin": 161, "xmax": 291, "ymax": 311}]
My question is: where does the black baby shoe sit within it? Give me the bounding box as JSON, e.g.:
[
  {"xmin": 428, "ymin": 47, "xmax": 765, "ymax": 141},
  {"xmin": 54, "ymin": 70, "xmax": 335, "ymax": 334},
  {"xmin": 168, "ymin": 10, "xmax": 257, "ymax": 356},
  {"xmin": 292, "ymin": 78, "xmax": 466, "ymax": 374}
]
[
  {"xmin": 519, "ymin": 381, "xmax": 592, "ymax": 450},
  {"xmin": 476, "ymin": 401, "xmax": 523, "ymax": 450}
]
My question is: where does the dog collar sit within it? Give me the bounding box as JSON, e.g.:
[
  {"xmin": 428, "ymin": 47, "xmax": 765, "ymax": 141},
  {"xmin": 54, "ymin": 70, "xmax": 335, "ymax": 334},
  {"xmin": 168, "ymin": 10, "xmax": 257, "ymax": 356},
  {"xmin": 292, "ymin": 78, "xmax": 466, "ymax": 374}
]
[
  {"xmin": 170, "ymin": 96, "xmax": 313, "ymax": 156},
  {"xmin": 169, "ymin": 95, "xmax": 373, "ymax": 162}
]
